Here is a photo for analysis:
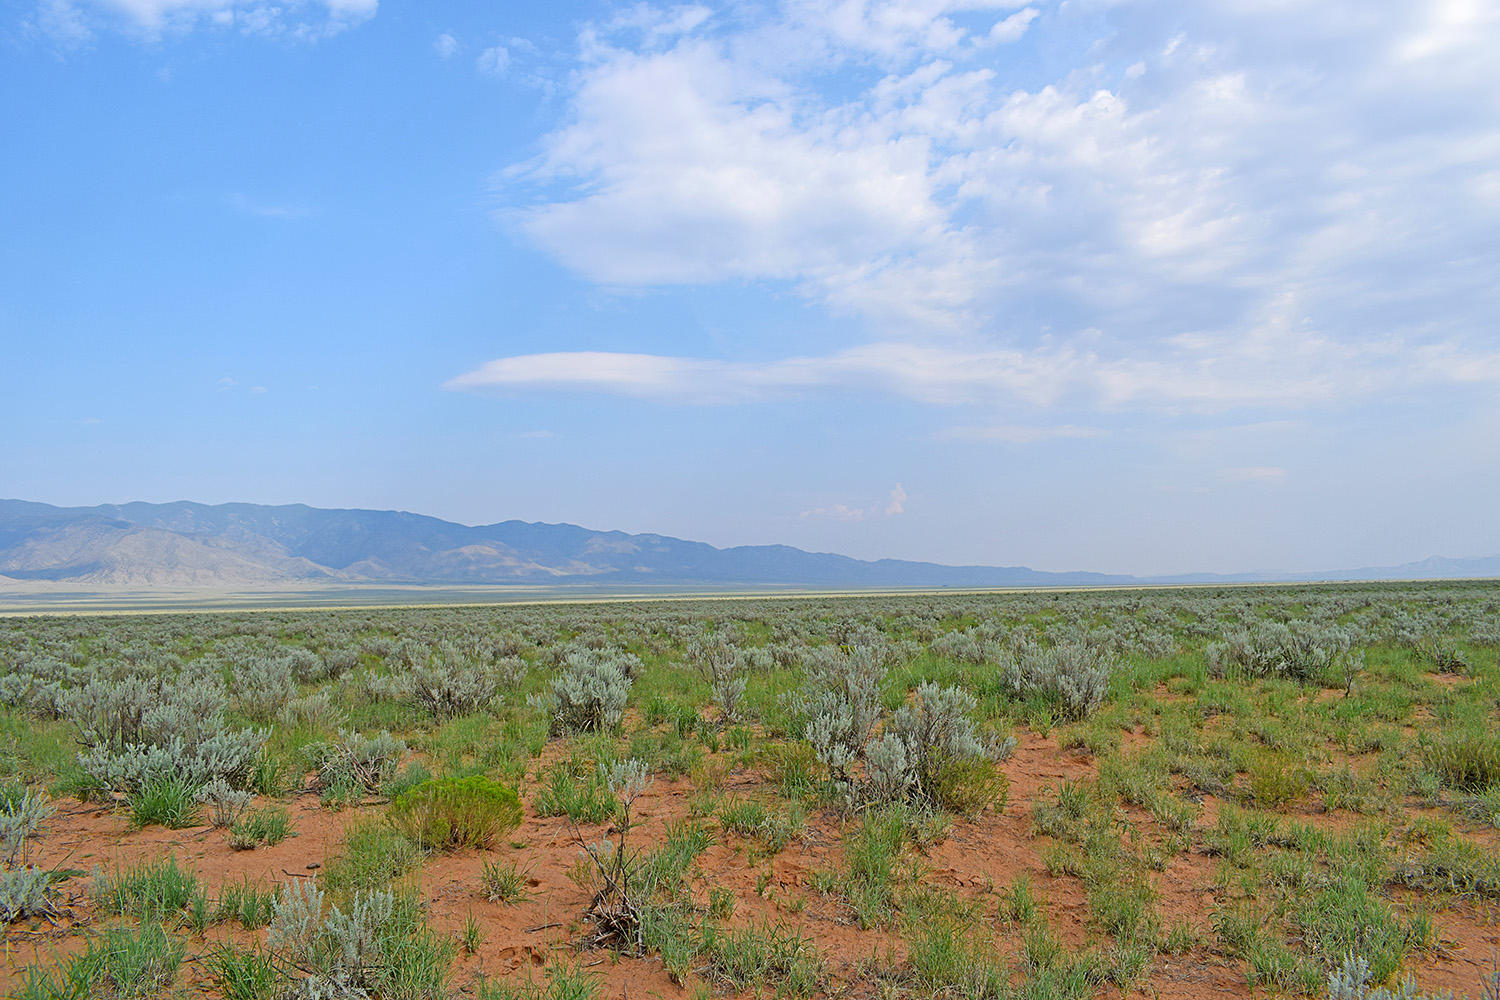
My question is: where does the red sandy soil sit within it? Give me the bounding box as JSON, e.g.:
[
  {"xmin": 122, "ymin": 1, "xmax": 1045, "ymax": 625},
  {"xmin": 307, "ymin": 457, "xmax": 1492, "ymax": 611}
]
[{"xmin": 5, "ymin": 733, "xmax": 1498, "ymax": 999}]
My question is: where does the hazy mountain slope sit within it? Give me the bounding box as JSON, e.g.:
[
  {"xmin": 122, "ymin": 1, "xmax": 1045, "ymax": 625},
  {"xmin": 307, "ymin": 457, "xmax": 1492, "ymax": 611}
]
[
  {"xmin": 0, "ymin": 500, "xmax": 1494, "ymax": 589},
  {"xmin": 0, "ymin": 500, "xmax": 1127, "ymax": 587}
]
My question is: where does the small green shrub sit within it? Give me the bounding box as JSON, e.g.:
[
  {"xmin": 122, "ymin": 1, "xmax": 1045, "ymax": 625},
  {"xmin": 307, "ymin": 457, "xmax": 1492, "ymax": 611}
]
[
  {"xmin": 1422, "ymin": 730, "xmax": 1500, "ymax": 792},
  {"xmin": 229, "ymin": 806, "xmax": 294, "ymax": 850},
  {"xmin": 391, "ymin": 775, "xmax": 523, "ymax": 851},
  {"xmin": 129, "ymin": 775, "xmax": 200, "ymax": 829},
  {"xmin": 701, "ymin": 921, "xmax": 820, "ymax": 999},
  {"xmin": 533, "ymin": 763, "xmax": 616, "ymax": 823},
  {"xmin": 92, "ymin": 857, "xmax": 200, "ymax": 923},
  {"xmin": 216, "ymin": 878, "xmax": 277, "ymax": 929},
  {"xmin": 482, "ymin": 857, "xmax": 533, "ymax": 904},
  {"xmin": 204, "ymin": 945, "xmax": 279, "ymax": 1000}
]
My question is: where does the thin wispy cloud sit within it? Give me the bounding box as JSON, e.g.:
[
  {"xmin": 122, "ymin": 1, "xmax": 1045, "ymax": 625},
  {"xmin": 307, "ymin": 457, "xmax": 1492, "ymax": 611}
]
[
  {"xmin": 445, "ymin": 332, "xmax": 1500, "ymax": 412},
  {"xmin": 33, "ymin": 0, "xmax": 377, "ymax": 41}
]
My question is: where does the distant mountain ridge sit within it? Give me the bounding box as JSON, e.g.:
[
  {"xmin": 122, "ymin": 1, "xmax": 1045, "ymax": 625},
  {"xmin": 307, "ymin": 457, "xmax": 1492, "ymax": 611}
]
[{"xmin": 0, "ymin": 500, "xmax": 1496, "ymax": 590}]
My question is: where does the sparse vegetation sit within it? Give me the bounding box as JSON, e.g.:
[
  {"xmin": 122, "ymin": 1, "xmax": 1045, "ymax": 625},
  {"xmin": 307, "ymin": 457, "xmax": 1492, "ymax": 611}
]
[{"xmin": 1, "ymin": 582, "xmax": 1499, "ymax": 998}]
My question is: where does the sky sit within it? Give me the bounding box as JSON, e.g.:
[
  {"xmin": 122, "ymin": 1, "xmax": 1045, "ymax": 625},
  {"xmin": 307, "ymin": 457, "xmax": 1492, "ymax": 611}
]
[{"xmin": 2, "ymin": 0, "xmax": 1499, "ymax": 577}]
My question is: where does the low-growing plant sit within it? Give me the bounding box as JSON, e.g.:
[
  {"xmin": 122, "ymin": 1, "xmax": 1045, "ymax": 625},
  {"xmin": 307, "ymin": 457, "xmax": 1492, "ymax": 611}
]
[
  {"xmin": 481, "ymin": 857, "xmax": 533, "ymax": 904},
  {"xmin": 229, "ymin": 806, "xmax": 294, "ymax": 850},
  {"xmin": 129, "ymin": 774, "xmax": 200, "ymax": 829},
  {"xmin": 0, "ymin": 866, "xmax": 58, "ymax": 922},
  {"xmin": 533, "ymin": 760, "xmax": 617, "ymax": 823},
  {"xmin": 0, "ymin": 787, "xmax": 54, "ymax": 865},
  {"xmin": 204, "ymin": 945, "xmax": 279, "ymax": 1000},
  {"xmin": 216, "ymin": 878, "xmax": 277, "ymax": 929},
  {"xmin": 390, "ymin": 775, "xmax": 523, "ymax": 851},
  {"xmin": 195, "ymin": 777, "xmax": 253, "ymax": 829},
  {"xmin": 92, "ymin": 857, "xmax": 200, "ymax": 923},
  {"xmin": 701, "ymin": 921, "xmax": 821, "ymax": 999}
]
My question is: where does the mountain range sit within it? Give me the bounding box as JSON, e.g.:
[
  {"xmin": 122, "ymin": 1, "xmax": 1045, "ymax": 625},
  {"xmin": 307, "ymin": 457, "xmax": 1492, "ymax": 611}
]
[{"xmin": 1, "ymin": 499, "xmax": 1497, "ymax": 590}]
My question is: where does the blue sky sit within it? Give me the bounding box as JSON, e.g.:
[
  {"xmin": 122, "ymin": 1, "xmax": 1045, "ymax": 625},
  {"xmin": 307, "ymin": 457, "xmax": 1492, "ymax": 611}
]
[{"xmin": 3, "ymin": 0, "xmax": 1499, "ymax": 576}]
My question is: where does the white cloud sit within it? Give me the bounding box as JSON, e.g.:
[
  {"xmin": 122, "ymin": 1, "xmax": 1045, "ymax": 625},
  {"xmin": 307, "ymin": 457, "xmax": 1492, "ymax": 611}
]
[
  {"xmin": 445, "ymin": 325, "xmax": 1500, "ymax": 412},
  {"xmin": 799, "ymin": 483, "xmax": 907, "ymax": 522},
  {"xmin": 799, "ymin": 502, "xmax": 866, "ymax": 522},
  {"xmin": 981, "ymin": 7, "xmax": 1038, "ymax": 45},
  {"xmin": 477, "ymin": 44, "xmax": 510, "ymax": 75},
  {"xmin": 36, "ymin": 0, "xmax": 377, "ymax": 40},
  {"xmin": 492, "ymin": 0, "xmax": 1500, "ymax": 414},
  {"xmin": 433, "ymin": 32, "xmax": 457, "ymax": 59}
]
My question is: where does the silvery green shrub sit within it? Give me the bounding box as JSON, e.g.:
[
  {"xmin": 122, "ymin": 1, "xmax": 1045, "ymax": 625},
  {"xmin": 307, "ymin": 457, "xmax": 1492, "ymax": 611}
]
[
  {"xmin": 280, "ymin": 688, "xmax": 346, "ymax": 730},
  {"xmin": 689, "ymin": 634, "xmax": 747, "ymax": 723},
  {"xmin": 1206, "ymin": 621, "xmax": 1354, "ymax": 682},
  {"xmin": 322, "ymin": 889, "xmax": 395, "ymax": 983},
  {"xmin": 194, "ymin": 777, "xmax": 253, "ymax": 829},
  {"xmin": 234, "ymin": 654, "xmax": 298, "ymax": 721},
  {"xmin": 64, "ymin": 670, "xmax": 226, "ymax": 750},
  {"xmin": 79, "ymin": 728, "xmax": 267, "ymax": 795},
  {"xmin": 0, "ymin": 866, "xmax": 56, "ymax": 922},
  {"xmin": 304, "ymin": 729, "xmax": 407, "ymax": 793},
  {"xmin": 412, "ymin": 642, "xmax": 499, "ymax": 717},
  {"xmin": 269, "ymin": 877, "xmax": 326, "ymax": 965},
  {"xmin": 1325, "ymin": 953, "xmax": 1452, "ymax": 1000},
  {"xmin": 870, "ymin": 683, "xmax": 1014, "ymax": 809},
  {"xmin": 270, "ymin": 878, "xmax": 396, "ymax": 995},
  {"xmin": 1001, "ymin": 642, "xmax": 1114, "ymax": 720},
  {"xmin": 863, "ymin": 732, "xmax": 913, "ymax": 805},
  {"xmin": 795, "ymin": 644, "xmax": 888, "ymax": 787},
  {"xmin": 531, "ymin": 650, "xmax": 632, "ymax": 735},
  {"xmin": 0, "ymin": 788, "xmax": 54, "ymax": 866}
]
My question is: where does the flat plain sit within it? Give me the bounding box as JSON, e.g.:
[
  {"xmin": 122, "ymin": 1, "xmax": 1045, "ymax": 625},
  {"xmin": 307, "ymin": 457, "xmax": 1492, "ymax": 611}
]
[{"xmin": 0, "ymin": 581, "xmax": 1497, "ymax": 1000}]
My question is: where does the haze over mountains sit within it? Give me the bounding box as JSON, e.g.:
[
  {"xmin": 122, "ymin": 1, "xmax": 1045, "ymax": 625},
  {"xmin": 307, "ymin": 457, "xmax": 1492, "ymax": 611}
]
[{"xmin": 1, "ymin": 500, "xmax": 1496, "ymax": 591}]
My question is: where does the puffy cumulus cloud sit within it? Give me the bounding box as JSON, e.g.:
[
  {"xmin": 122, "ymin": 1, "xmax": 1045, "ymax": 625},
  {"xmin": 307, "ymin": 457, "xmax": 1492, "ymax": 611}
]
[
  {"xmin": 34, "ymin": 0, "xmax": 376, "ymax": 40},
  {"xmin": 486, "ymin": 0, "xmax": 1500, "ymax": 417}
]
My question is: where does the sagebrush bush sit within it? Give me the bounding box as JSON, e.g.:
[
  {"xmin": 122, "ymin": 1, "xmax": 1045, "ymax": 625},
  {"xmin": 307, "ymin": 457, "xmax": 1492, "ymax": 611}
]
[
  {"xmin": 0, "ymin": 788, "xmax": 54, "ymax": 866},
  {"xmin": 1207, "ymin": 621, "xmax": 1355, "ymax": 682},
  {"xmin": 796, "ymin": 643, "xmax": 888, "ymax": 788},
  {"xmin": 532, "ymin": 651, "xmax": 633, "ymax": 735},
  {"xmin": 194, "ymin": 777, "xmax": 253, "ymax": 830},
  {"xmin": 390, "ymin": 775, "xmax": 523, "ymax": 851},
  {"xmin": 0, "ymin": 866, "xmax": 57, "ymax": 922},
  {"xmin": 869, "ymin": 683, "xmax": 1011, "ymax": 814},
  {"xmin": 304, "ymin": 729, "xmax": 407, "ymax": 794},
  {"xmin": 1001, "ymin": 642, "xmax": 1114, "ymax": 720},
  {"xmin": 67, "ymin": 665, "xmax": 266, "ymax": 796},
  {"xmin": 1325, "ymin": 953, "xmax": 1451, "ymax": 1000},
  {"xmin": 233, "ymin": 655, "xmax": 298, "ymax": 721},
  {"xmin": 689, "ymin": 634, "xmax": 747, "ymax": 723},
  {"xmin": 413, "ymin": 642, "xmax": 501, "ymax": 717}
]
